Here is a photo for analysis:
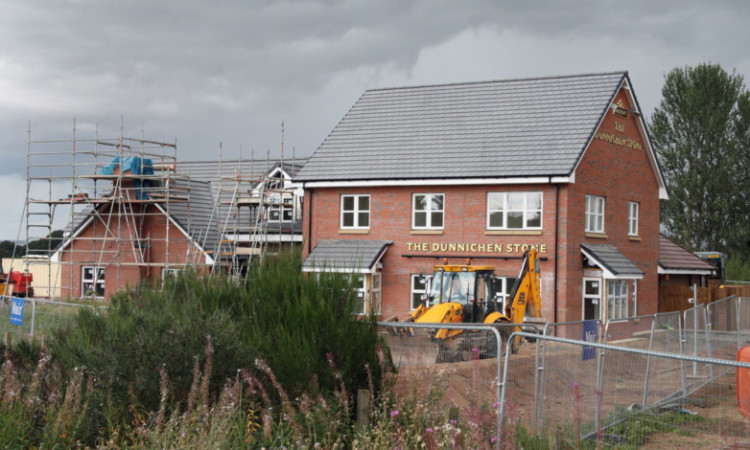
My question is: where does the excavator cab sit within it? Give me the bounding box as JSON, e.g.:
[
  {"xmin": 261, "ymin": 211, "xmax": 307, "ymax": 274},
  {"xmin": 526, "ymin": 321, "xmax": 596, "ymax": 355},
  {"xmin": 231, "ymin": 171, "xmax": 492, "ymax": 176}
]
[{"xmin": 424, "ymin": 265, "xmax": 501, "ymax": 323}]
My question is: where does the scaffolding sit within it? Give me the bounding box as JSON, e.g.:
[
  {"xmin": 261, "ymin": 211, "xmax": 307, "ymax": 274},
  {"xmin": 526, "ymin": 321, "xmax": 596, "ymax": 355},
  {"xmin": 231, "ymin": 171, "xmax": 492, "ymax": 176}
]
[
  {"xmin": 178, "ymin": 148, "xmax": 305, "ymax": 277},
  {"xmin": 15, "ymin": 120, "xmax": 305, "ymax": 300},
  {"xmin": 18, "ymin": 119, "xmax": 215, "ymax": 300}
]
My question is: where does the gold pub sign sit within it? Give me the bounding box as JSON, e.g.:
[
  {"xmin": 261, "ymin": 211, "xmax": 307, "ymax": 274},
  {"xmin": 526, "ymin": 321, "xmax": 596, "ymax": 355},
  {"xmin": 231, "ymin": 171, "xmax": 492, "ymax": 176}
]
[{"xmin": 406, "ymin": 242, "xmax": 547, "ymax": 254}]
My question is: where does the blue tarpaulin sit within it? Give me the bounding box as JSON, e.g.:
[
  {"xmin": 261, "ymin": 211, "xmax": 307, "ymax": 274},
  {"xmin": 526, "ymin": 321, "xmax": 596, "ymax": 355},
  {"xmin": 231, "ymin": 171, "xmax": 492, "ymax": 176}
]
[{"xmin": 101, "ymin": 157, "xmax": 155, "ymax": 200}]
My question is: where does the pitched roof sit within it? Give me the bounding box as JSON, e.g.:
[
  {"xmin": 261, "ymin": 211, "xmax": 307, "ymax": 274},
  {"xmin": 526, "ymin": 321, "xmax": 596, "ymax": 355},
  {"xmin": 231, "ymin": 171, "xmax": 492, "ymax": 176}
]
[
  {"xmin": 296, "ymin": 72, "xmax": 628, "ymax": 182},
  {"xmin": 581, "ymin": 243, "xmax": 644, "ymax": 279},
  {"xmin": 54, "ymin": 177, "xmax": 222, "ymax": 262},
  {"xmin": 171, "ymin": 158, "xmax": 307, "ymax": 235},
  {"xmin": 302, "ymin": 240, "xmax": 392, "ymax": 273},
  {"xmin": 659, "ymin": 234, "xmax": 716, "ymax": 273}
]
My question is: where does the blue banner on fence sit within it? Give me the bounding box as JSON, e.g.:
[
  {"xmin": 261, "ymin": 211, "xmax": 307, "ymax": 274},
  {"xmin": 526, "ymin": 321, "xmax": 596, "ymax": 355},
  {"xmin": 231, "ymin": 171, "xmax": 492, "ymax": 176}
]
[
  {"xmin": 582, "ymin": 320, "xmax": 597, "ymax": 361},
  {"xmin": 10, "ymin": 297, "xmax": 24, "ymax": 326}
]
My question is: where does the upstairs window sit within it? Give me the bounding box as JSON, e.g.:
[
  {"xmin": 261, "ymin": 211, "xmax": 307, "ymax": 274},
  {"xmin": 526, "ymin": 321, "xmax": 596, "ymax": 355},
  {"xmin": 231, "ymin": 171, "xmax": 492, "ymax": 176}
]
[
  {"xmin": 412, "ymin": 193, "xmax": 444, "ymax": 230},
  {"xmin": 628, "ymin": 202, "xmax": 639, "ymax": 236},
  {"xmin": 585, "ymin": 195, "xmax": 605, "ymax": 233},
  {"xmin": 341, "ymin": 194, "xmax": 370, "ymax": 229},
  {"xmin": 269, "ymin": 197, "xmax": 294, "ymax": 223},
  {"xmin": 487, "ymin": 192, "xmax": 542, "ymax": 230}
]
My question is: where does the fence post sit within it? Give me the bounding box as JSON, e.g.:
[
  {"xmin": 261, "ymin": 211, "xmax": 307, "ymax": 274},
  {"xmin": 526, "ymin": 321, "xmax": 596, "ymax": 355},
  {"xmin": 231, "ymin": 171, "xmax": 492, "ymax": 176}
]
[
  {"xmin": 30, "ymin": 298, "xmax": 36, "ymax": 339},
  {"xmin": 356, "ymin": 389, "xmax": 369, "ymax": 427},
  {"xmin": 641, "ymin": 316, "xmax": 657, "ymax": 408}
]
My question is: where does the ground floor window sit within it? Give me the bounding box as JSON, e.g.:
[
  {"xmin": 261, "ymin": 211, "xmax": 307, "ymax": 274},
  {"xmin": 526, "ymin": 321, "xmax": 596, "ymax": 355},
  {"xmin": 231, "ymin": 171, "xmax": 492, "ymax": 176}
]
[
  {"xmin": 494, "ymin": 277, "xmax": 519, "ymax": 312},
  {"xmin": 82, "ymin": 266, "xmax": 105, "ymax": 298},
  {"xmin": 162, "ymin": 268, "xmax": 182, "ymax": 288},
  {"xmin": 607, "ymin": 280, "xmax": 629, "ymax": 320},
  {"xmin": 411, "ymin": 274, "xmax": 427, "ymax": 310}
]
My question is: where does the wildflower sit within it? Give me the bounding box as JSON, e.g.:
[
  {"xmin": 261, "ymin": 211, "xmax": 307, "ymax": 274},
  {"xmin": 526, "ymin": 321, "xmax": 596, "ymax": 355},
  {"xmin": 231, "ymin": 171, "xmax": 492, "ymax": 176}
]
[
  {"xmin": 426, "ymin": 427, "xmax": 434, "ymax": 433},
  {"xmin": 449, "ymin": 419, "xmax": 457, "ymax": 426},
  {"xmin": 391, "ymin": 410, "xmax": 400, "ymax": 418},
  {"xmin": 491, "ymin": 436, "xmax": 498, "ymax": 443},
  {"xmin": 492, "ymin": 402, "xmax": 500, "ymax": 408}
]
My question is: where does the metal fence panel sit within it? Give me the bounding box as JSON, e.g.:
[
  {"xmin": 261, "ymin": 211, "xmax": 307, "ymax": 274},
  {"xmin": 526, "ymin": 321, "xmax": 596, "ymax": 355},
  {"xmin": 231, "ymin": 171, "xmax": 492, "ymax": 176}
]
[
  {"xmin": 707, "ymin": 296, "xmax": 740, "ymax": 362},
  {"xmin": 500, "ymin": 332, "xmax": 750, "ymax": 448},
  {"xmin": 0, "ymin": 297, "xmax": 93, "ymax": 344}
]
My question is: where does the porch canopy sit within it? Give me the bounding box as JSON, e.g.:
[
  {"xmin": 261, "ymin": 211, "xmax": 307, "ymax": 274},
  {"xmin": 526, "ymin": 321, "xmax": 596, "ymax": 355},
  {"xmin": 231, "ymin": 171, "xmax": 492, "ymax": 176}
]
[
  {"xmin": 302, "ymin": 240, "xmax": 392, "ymax": 274},
  {"xmin": 581, "ymin": 243, "xmax": 644, "ymax": 280}
]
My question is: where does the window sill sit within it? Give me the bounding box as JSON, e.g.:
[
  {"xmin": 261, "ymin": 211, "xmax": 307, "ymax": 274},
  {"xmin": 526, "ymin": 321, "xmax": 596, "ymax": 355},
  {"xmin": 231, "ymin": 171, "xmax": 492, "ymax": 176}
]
[
  {"xmin": 485, "ymin": 230, "xmax": 542, "ymax": 236},
  {"xmin": 339, "ymin": 229, "xmax": 369, "ymax": 235},
  {"xmin": 628, "ymin": 236, "xmax": 642, "ymax": 242},
  {"xmin": 410, "ymin": 230, "xmax": 444, "ymax": 235},
  {"xmin": 585, "ymin": 232, "xmax": 608, "ymax": 239}
]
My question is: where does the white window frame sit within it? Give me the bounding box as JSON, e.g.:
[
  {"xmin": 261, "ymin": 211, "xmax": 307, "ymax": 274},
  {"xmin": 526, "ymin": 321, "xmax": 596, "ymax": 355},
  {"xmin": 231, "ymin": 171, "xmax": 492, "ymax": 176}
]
[
  {"xmin": 412, "ymin": 193, "xmax": 444, "ymax": 230},
  {"xmin": 628, "ymin": 202, "xmax": 639, "ymax": 236},
  {"xmin": 161, "ymin": 268, "xmax": 182, "ymax": 288},
  {"xmin": 82, "ymin": 266, "xmax": 105, "ymax": 298},
  {"xmin": 340, "ymin": 194, "xmax": 370, "ymax": 229},
  {"xmin": 410, "ymin": 274, "xmax": 427, "ymax": 310},
  {"xmin": 582, "ymin": 277, "xmax": 602, "ymax": 321},
  {"xmin": 585, "ymin": 195, "xmax": 606, "ymax": 233},
  {"xmin": 487, "ymin": 192, "xmax": 543, "ymax": 230},
  {"xmin": 607, "ymin": 280, "xmax": 629, "ymax": 320},
  {"xmin": 494, "ymin": 276, "xmax": 519, "ymax": 312},
  {"xmin": 353, "ymin": 275, "xmax": 368, "ymax": 315}
]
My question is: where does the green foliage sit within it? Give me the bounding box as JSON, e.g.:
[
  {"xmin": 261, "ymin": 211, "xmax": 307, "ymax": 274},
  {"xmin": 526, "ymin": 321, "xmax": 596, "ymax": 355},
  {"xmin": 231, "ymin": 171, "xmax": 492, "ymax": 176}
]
[
  {"xmin": 725, "ymin": 255, "xmax": 750, "ymax": 281},
  {"xmin": 0, "ymin": 240, "xmax": 19, "ymax": 259},
  {"xmin": 45, "ymin": 249, "xmax": 385, "ymax": 444},
  {"xmin": 650, "ymin": 63, "xmax": 750, "ymax": 260}
]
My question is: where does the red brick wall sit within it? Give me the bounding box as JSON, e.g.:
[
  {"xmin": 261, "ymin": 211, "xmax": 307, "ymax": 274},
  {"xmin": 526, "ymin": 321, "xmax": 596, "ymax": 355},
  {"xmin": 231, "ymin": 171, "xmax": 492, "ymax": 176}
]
[
  {"xmin": 304, "ymin": 184, "xmax": 559, "ymax": 320},
  {"xmin": 303, "ymin": 86, "xmax": 661, "ymax": 323},
  {"xmin": 59, "ymin": 203, "xmax": 207, "ymax": 300},
  {"xmin": 560, "ymin": 88, "xmax": 661, "ymax": 322}
]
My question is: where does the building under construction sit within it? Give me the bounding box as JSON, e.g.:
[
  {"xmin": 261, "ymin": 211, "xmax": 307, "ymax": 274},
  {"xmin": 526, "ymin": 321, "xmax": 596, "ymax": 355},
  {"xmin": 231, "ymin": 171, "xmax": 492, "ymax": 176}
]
[{"xmin": 19, "ymin": 121, "xmax": 304, "ymax": 300}]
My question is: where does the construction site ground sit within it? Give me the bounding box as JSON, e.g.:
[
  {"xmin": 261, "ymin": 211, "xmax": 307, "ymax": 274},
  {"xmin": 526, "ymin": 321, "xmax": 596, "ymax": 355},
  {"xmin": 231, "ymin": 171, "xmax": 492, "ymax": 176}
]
[{"xmin": 383, "ymin": 331, "xmax": 750, "ymax": 447}]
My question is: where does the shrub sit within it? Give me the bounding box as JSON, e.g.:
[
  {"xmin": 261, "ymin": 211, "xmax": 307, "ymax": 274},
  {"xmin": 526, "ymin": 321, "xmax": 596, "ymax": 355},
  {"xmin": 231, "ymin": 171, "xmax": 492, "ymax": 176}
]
[{"xmin": 46, "ymin": 248, "xmax": 386, "ymax": 443}]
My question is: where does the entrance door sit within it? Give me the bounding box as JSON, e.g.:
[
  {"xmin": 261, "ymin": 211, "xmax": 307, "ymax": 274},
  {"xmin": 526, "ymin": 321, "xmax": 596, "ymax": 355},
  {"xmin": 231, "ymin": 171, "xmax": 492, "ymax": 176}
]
[{"xmin": 582, "ymin": 278, "xmax": 601, "ymax": 321}]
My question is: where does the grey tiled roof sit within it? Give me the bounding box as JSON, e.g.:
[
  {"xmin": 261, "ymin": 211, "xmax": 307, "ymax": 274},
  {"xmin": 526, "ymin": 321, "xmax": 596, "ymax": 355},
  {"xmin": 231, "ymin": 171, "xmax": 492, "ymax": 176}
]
[
  {"xmin": 302, "ymin": 240, "xmax": 393, "ymax": 272},
  {"xmin": 172, "ymin": 158, "xmax": 307, "ymax": 234},
  {"xmin": 296, "ymin": 72, "xmax": 627, "ymax": 182},
  {"xmin": 155, "ymin": 178, "xmax": 223, "ymax": 257},
  {"xmin": 581, "ymin": 243, "xmax": 644, "ymax": 277}
]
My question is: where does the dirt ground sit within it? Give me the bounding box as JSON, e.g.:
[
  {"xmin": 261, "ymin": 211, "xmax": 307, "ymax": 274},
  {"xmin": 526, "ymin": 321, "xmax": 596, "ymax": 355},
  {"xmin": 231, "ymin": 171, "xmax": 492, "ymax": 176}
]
[{"xmin": 383, "ymin": 331, "xmax": 750, "ymax": 448}]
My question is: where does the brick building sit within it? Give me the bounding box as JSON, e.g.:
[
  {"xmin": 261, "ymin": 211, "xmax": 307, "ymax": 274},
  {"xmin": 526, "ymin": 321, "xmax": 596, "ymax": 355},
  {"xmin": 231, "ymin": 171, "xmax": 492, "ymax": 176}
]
[
  {"xmin": 54, "ymin": 174, "xmax": 220, "ymax": 299},
  {"xmin": 51, "ymin": 155, "xmax": 308, "ymax": 299},
  {"xmin": 296, "ymin": 72, "xmax": 667, "ymax": 324}
]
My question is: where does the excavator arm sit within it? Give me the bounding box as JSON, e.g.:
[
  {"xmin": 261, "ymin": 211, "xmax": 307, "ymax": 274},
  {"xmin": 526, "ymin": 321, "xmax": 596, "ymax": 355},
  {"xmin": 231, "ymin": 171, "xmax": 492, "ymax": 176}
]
[{"xmin": 502, "ymin": 248, "xmax": 541, "ymax": 353}]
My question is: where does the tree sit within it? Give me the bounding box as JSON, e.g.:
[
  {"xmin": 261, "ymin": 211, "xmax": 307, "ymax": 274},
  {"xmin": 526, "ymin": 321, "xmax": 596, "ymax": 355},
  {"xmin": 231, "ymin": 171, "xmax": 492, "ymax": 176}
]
[{"xmin": 650, "ymin": 63, "xmax": 750, "ymax": 260}]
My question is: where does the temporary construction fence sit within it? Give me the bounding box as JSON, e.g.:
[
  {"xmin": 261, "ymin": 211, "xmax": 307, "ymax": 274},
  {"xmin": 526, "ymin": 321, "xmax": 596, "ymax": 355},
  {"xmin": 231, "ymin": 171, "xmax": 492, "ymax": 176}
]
[
  {"xmin": 378, "ymin": 296, "xmax": 750, "ymax": 449},
  {"xmin": 0, "ymin": 296, "xmax": 102, "ymax": 345}
]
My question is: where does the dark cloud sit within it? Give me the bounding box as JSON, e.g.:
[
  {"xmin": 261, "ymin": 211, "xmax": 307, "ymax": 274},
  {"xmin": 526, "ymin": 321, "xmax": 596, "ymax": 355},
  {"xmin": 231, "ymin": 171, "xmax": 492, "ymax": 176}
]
[{"xmin": 0, "ymin": 0, "xmax": 749, "ymax": 237}]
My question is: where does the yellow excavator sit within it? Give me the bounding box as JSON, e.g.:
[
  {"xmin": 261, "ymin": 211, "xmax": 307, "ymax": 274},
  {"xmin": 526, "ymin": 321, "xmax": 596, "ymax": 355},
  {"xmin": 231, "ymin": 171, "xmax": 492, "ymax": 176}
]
[{"xmin": 407, "ymin": 248, "xmax": 542, "ymax": 362}]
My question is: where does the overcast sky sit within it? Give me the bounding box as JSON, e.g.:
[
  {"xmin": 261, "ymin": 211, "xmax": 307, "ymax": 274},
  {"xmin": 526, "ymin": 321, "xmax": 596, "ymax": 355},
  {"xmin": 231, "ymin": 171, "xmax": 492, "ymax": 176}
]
[{"xmin": 1, "ymin": 0, "xmax": 749, "ymax": 240}]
